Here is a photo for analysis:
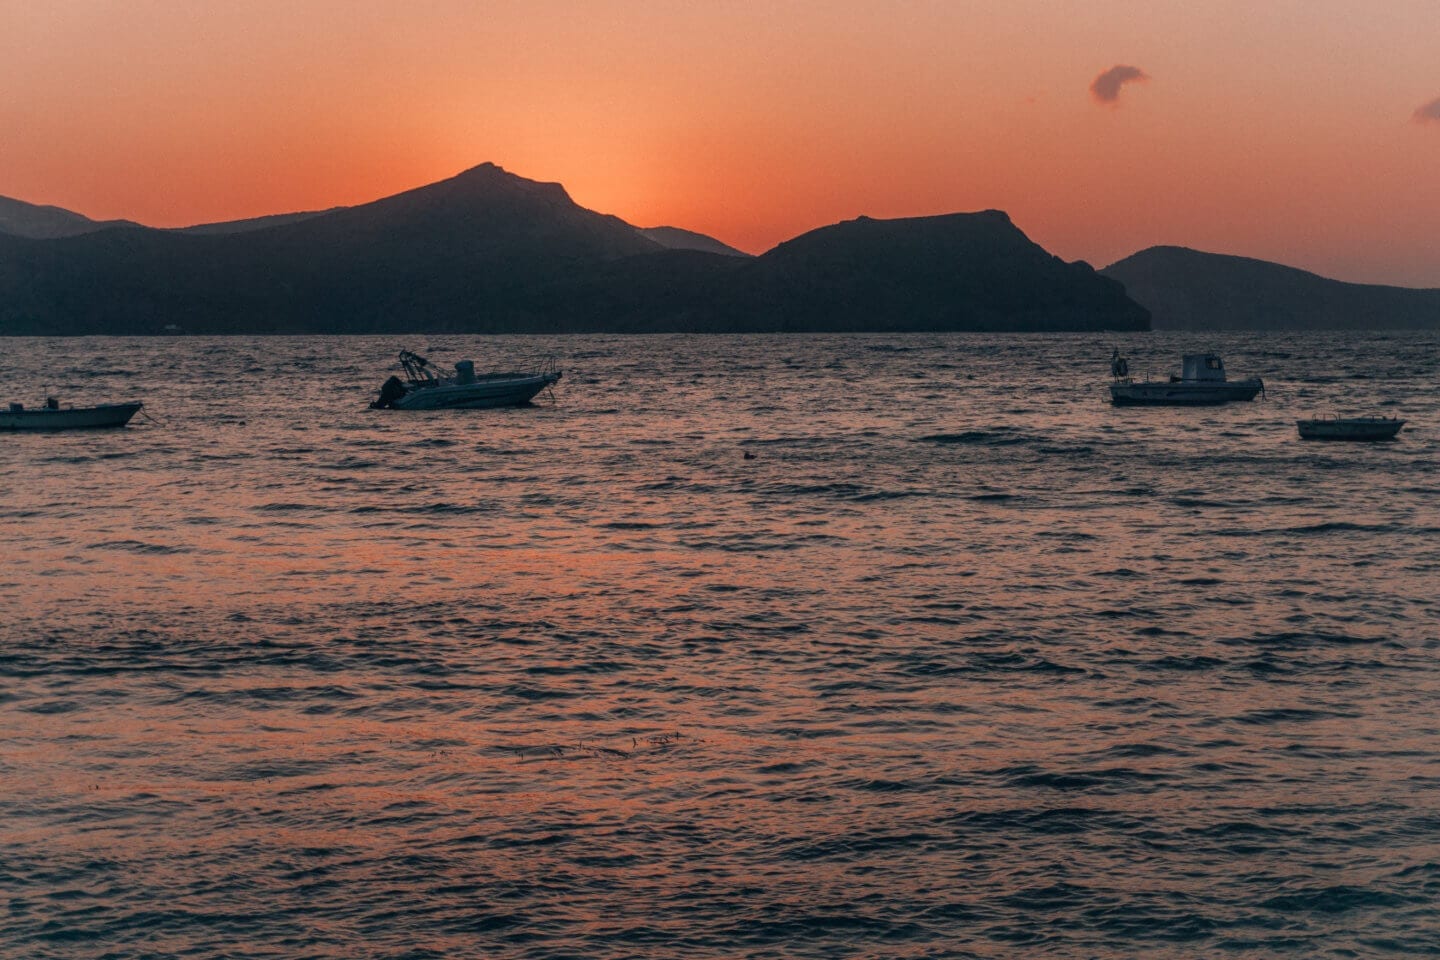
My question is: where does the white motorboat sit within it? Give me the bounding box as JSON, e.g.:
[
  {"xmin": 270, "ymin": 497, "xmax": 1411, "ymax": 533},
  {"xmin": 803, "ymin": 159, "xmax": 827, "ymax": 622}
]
[
  {"xmin": 1297, "ymin": 416, "xmax": 1405, "ymax": 441},
  {"xmin": 0, "ymin": 399, "xmax": 142, "ymax": 430},
  {"xmin": 1109, "ymin": 352, "xmax": 1263, "ymax": 406},
  {"xmin": 370, "ymin": 350, "xmax": 561, "ymax": 410}
]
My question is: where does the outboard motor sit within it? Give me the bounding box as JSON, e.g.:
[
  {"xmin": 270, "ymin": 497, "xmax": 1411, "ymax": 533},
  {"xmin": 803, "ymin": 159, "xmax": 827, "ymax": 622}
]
[
  {"xmin": 454, "ymin": 360, "xmax": 476, "ymax": 385},
  {"xmin": 370, "ymin": 375, "xmax": 408, "ymax": 409}
]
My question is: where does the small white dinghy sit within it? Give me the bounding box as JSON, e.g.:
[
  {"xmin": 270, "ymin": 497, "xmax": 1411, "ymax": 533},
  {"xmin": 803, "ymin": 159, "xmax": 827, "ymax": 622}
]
[
  {"xmin": 0, "ymin": 398, "xmax": 143, "ymax": 431},
  {"xmin": 1296, "ymin": 416, "xmax": 1405, "ymax": 442}
]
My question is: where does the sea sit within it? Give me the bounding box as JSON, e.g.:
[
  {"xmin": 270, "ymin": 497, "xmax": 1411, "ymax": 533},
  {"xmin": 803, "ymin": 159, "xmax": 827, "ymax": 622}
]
[{"xmin": 1, "ymin": 332, "xmax": 1437, "ymax": 959}]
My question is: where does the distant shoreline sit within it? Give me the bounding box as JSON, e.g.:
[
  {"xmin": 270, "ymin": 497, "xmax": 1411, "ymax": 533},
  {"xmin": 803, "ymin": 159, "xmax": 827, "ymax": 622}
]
[{"xmin": 3, "ymin": 328, "xmax": 1431, "ymax": 339}]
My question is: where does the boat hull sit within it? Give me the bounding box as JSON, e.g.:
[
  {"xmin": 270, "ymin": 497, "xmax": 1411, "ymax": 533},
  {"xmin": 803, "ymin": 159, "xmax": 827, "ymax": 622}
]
[
  {"xmin": 390, "ymin": 372, "xmax": 560, "ymax": 410},
  {"xmin": 1110, "ymin": 379, "xmax": 1263, "ymax": 406},
  {"xmin": 1297, "ymin": 418, "xmax": 1404, "ymax": 441},
  {"xmin": 0, "ymin": 402, "xmax": 142, "ymax": 430}
]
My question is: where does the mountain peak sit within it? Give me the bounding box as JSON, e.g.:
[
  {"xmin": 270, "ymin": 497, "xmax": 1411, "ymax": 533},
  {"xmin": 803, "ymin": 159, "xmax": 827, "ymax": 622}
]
[
  {"xmin": 768, "ymin": 210, "xmax": 1033, "ymax": 264},
  {"xmin": 444, "ymin": 162, "xmax": 573, "ymax": 204}
]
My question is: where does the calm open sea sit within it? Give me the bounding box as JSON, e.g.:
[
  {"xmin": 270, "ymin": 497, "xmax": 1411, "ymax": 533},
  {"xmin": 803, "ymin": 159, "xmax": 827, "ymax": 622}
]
[{"xmin": 2, "ymin": 332, "xmax": 1437, "ymax": 959}]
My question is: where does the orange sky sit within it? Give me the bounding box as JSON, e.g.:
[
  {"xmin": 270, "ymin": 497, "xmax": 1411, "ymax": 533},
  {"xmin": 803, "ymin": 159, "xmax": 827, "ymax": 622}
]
[{"xmin": 2, "ymin": 1, "xmax": 1438, "ymax": 285}]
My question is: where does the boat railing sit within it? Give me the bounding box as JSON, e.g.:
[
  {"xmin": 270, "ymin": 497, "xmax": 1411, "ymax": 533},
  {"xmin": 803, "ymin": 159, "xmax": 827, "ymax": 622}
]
[
  {"xmin": 1302, "ymin": 414, "xmax": 1398, "ymax": 423},
  {"xmin": 398, "ymin": 350, "xmax": 439, "ymax": 384},
  {"xmin": 397, "ymin": 349, "xmax": 560, "ymax": 385},
  {"xmin": 503, "ymin": 353, "xmax": 562, "ymax": 377}
]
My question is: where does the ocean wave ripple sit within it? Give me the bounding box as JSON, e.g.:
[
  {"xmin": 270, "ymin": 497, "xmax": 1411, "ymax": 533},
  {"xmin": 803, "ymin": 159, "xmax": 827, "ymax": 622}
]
[{"xmin": 2, "ymin": 331, "xmax": 1438, "ymax": 958}]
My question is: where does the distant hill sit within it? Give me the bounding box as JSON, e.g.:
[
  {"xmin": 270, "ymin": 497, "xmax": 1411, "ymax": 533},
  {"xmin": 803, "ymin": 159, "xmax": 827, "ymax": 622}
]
[
  {"xmin": 0, "ymin": 195, "xmax": 140, "ymax": 239},
  {"xmin": 0, "ymin": 164, "xmax": 665, "ymax": 334},
  {"xmin": 1103, "ymin": 246, "xmax": 1440, "ymax": 330},
  {"xmin": 711, "ymin": 211, "xmax": 1147, "ymax": 332},
  {"xmin": 0, "ymin": 163, "xmax": 1149, "ymax": 334},
  {"xmin": 172, "ymin": 210, "xmax": 336, "ymax": 235},
  {"xmin": 0, "ymin": 196, "xmax": 335, "ymax": 239},
  {"xmin": 636, "ymin": 226, "xmax": 749, "ymax": 257},
  {"xmin": 500, "ymin": 210, "xmax": 1147, "ymax": 333}
]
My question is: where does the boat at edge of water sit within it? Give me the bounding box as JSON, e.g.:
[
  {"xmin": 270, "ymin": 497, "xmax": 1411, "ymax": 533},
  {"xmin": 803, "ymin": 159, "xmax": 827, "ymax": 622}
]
[
  {"xmin": 370, "ymin": 350, "xmax": 562, "ymax": 411},
  {"xmin": 0, "ymin": 400, "xmax": 143, "ymax": 431},
  {"xmin": 1109, "ymin": 351, "xmax": 1264, "ymax": 406},
  {"xmin": 1296, "ymin": 416, "xmax": 1405, "ymax": 442}
]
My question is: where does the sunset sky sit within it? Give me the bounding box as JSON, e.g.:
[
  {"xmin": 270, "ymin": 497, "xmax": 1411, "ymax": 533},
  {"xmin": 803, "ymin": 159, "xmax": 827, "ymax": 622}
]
[{"xmin": 3, "ymin": 1, "xmax": 1438, "ymax": 285}]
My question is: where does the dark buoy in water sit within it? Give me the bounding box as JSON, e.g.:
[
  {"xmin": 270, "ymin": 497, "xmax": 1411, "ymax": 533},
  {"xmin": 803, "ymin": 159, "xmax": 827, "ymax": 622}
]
[{"xmin": 743, "ymin": 451, "xmax": 756, "ymax": 460}]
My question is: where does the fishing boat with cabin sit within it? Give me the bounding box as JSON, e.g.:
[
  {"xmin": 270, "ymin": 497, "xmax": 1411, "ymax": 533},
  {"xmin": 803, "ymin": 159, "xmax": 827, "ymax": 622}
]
[{"xmin": 1109, "ymin": 351, "xmax": 1264, "ymax": 406}]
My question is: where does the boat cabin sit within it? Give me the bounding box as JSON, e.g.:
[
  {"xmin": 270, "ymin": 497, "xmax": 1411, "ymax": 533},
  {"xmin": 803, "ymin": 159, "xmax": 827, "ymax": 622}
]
[{"xmin": 1181, "ymin": 354, "xmax": 1227, "ymax": 382}]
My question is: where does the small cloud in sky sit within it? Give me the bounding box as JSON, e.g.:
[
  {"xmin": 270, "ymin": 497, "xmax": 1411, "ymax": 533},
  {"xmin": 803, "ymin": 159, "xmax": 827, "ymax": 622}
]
[
  {"xmin": 1413, "ymin": 97, "xmax": 1440, "ymax": 124},
  {"xmin": 1091, "ymin": 65, "xmax": 1149, "ymax": 104}
]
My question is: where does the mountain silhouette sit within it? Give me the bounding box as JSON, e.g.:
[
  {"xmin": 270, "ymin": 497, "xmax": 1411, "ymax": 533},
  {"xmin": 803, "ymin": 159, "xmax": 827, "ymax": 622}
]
[
  {"xmin": 0, "ymin": 164, "xmax": 1148, "ymax": 334},
  {"xmin": 172, "ymin": 210, "xmax": 337, "ymax": 235},
  {"xmin": 637, "ymin": 226, "xmax": 749, "ymax": 257},
  {"xmin": 1103, "ymin": 246, "xmax": 1440, "ymax": 330},
  {"xmin": 709, "ymin": 212, "xmax": 1146, "ymax": 331},
  {"xmin": 0, "ymin": 195, "xmax": 140, "ymax": 239}
]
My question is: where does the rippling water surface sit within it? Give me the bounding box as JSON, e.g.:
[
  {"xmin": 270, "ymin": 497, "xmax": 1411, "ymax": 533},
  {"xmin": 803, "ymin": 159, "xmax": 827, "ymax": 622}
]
[{"xmin": 2, "ymin": 332, "xmax": 1438, "ymax": 958}]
